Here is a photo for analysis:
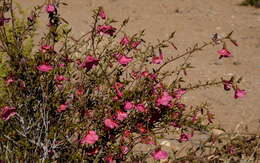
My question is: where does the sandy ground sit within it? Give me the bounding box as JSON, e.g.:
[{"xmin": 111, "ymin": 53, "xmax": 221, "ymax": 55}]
[{"xmin": 17, "ymin": 0, "xmax": 260, "ymax": 133}]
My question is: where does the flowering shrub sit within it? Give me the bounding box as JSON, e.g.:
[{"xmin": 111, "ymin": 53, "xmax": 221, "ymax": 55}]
[{"xmin": 0, "ymin": 0, "xmax": 255, "ymax": 162}]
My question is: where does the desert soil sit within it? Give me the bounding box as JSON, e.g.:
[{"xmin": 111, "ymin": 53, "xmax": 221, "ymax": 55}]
[{"xmin": 18, "ymin": 0, "xmax": 260, "ymax": 133}]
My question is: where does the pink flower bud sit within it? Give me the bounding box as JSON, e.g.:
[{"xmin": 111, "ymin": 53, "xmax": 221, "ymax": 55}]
[
  {"xmin": 55, "ymin": 75, "xmax": 67, "ymax": 82},
  {"xmin": 45, "ymin": 4, "xmax": 56, "ymax": 13},
  {"xmin": 37, "ymin": 64, "xmax": 53, "ymax": 72},
  {"xmin": 131, "ymin": 41, "xmax": 141, "ymax": 49},
  {"xmin": 223, "ymin": 79, "xmax": 233, "ymax": 91},
  {"xmin": 152, "ymin": 51, "xmax": 164, "ymax": 64},
  {"xmin": 98, "ymin": 8, "xmax": 106, "ymax": 19},
  {"xmin": 120, "ymin": 36, "xmax": 129, "ymax": 46},
  {"xmin": 97, "ymin": 25, "xmax": 116, "ymax": 36},
  {"xmin": 57, "ymin": 104, "xmax": 68, "ymax": 113},
  {"xmin": 1, "ymin": 106, "xmax": 16, "ymax": 121},
  {"xmin": 174, "ymin": 89, "xmax": 186, "ymax": 99},
  {"xmin": 179, "ymin": 133, "xmax": 192, "ymax": 142},
  {"xmin": 40, "ymin": 45, "xmax": 54, "ymax": 53},
  {"xmin": 118, "ymin": 55, "xmax": 133, "ymax": 66}
]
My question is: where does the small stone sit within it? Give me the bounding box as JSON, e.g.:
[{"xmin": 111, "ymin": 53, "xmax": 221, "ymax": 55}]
[
  {"xmin": 160, "ymin": 140, "xmax": 171, "ymax": 147},
  {"xmin": 233, "ymin": 61, "xmax": 241, "ymax": 65},
  {"xmin": 214, "ymin": 60, "xmax": 223, "ymax": 65},
  {"xmin": 175, "ymin": 8, "xmax": 180, "ymax": 13},
  {"xmin": 216, "ymin": 26, "xmax": 221, "ymax": 30},
  {"xmin": 212, "ymin": 129, "xmax": 225, "ymax": 136},
  {"xmin": 160, "ymin": 159, "xmax": 169, "ymax": 163}
]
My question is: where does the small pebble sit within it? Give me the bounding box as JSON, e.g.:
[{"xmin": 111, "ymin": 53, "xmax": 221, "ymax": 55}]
[
  {"xmin": 160, "ymin": 140, "xmax": 171, "ymax": 147},
  {"xmin": 212, "ymin": 129, "xmax": 225, "ymax": 136},
  {"xmin": 216, "ymin": 26, "xmax": 221, "ymax": 30},
  {"xmin": 233, "ymin": 61, "xmax": 241, "ymax": 65}
]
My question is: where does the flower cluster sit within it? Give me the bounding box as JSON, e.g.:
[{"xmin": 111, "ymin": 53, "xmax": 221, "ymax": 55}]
[{"xmin": 0, "ymin": 2, "xmax": 247, "ymax": 162}]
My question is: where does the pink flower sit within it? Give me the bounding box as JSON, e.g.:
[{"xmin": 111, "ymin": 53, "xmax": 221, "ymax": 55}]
[
  {"xmin": 120, "ymin": 36, "xmax": 130, "ymax": 46},
  {"xmin": 118, "ymin": 55, "xmax": 133, "ymax": 66},
  {"xmin": 136, "ymin": 103, "xmax": 147, "ymax": 112},
  {"xmin": 45, "ymin": 4, "xmax": 56, "ymax": 13},
  {"xmin": 55, "ymin": 75, "xmax": 67, "ymax": 82},
  {"xmin": 151, "ymin": 149, "xmax": 168, "ymax": 160},
  {"xmin": 234, "ymin": 88, "xmax": 246, "ymax": 99},
  {"xmin": 5, "ymin": 76, "xmax": 15, "ymax": 85},
  {"xmin": 131, "ymin": 41, "xmax": 141, "ymax": 49},
  {"xmin": 179, "ymin": 133, "xmax": 192, "ymax": 142},
  {"xmin": 40, "ymin": 45, "xmax": 54, "ymax": 53},
  {"xmin": 104, "ymin": 118, "xmax": 119, "ymax": 129},
  {"xmin": 97, "ymin": 25, "xmax": 116, "ymax": 36},
  {"xmin": 98, "ymin": 8, "xmax": 106, "ymax": 19},
  {"xmin": 174, "ymin": 89, "xmax": 186, "ymax": 99},
  {"xmin": 1, "ymin": 106, "xmax": 17, "ymax": 121},
  {"xmin": 80, "ymin": 130, "xmax": 99, "ymax": 145},
  {"xmin": 37, "ymin": 64, "xmax": 53, "ymax": 72},
  {"xmin": 124, "ymin": 101, "xmax": 134, "ymax": 110},
  {"xmin": 57, "ymin": 104, "xmax": 68, "ymax": 112},
  {"xmin": 152, "ymin": 51, "xmax": 164, "ymax": 64},
  {"xmin": 80, "ymin": 56, "xmax": 99, "ymax": 70},
  {"xmin": 120, "ymin": 146, "xmax": 129, "ymax": 155},
  {"xmin": 217, "ymin": 48, "xmax": 233, "ymax": 59},
  {"xmin": 156, "ymin": 91, "xmax": 173, "ymax": 107},
  {"xmin": 116, "ymin": 111, "xmax": 128, "ymax": 121}
]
